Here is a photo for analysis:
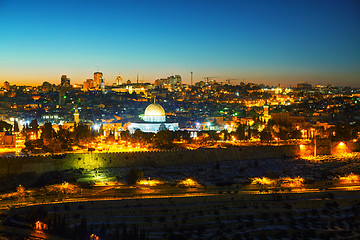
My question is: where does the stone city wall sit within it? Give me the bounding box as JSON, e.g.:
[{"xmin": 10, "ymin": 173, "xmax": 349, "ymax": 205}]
[
  {"xmin": 0, "ymin": 145, "xmax": 299, "ymax": 177},
  {"xmin": 0, "ymin": 141, "xmax": 358, "ymax": 178}
]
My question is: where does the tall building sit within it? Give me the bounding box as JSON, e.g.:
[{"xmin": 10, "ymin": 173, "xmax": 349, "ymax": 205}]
[
  {"xmin": 171, "ymin": 75, "xmax": 182, "ymax": 85},
  {"xmin": 100, "ymin": 81, "xmax": 106, "ymax": 94},
  {"xmin": 297, "ymin": 83, "xmax": 312, "ymax": 90},
  {"xmin": 61, "ymin": 75, "xmax": 70, "ymax": 88},
  {"xmin": 3, "ymin": 81, "xmax": 10, "ymax": 91},
  {"xmin": 261, "ymin": 104, "xmax": 271, "ymax": 123},
  {"xmin": 94, "ymin": 72, "xmax": 103, "ymax": 88},
  {"xmin": 83, "ymin": 79, "xmax": 94, "ymax": 91},
  {"xmin": 155, "ymin": 75, "xmax": 182, "ymax": 87},
  {"xmin": 116, "ymin": 75, "xmax": 122, "ymax": 85}
]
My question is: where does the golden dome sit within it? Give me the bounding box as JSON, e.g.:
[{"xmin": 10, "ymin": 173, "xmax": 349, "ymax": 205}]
[
  {"xmin": 144, "ymin": 103, "xmax": 165, "ymax": 116},
  {"xmin": 144, "ymin": 103, "xmax": 166, "ymax": 122}
]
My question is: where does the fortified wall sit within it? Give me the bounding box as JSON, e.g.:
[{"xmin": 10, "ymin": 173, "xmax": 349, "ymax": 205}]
[
  {"xmin": 0, "ymin": 141, "xmax": 358, "ymax": 178},
  {"xmin": 0, "ymin": 145, "xmax": 298, "ymax": 177}
]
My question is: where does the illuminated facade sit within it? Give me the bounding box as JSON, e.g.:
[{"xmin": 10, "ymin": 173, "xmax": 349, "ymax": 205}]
[
  {"xmin": 94, "ymin": 72, "xmax": 103, "ymax": 88},
  {"xmin": 74, "ymin": 109, "xmax": 79, "ymax": 124},
  {"xmin": 129, "ymin": 103, "xmax": 178, "ymax": 133},
  {"xmin": 83, "ymin": 79, "xmax": 94, "ymax": 91},
  {"xmin": 116, "ymin": 75, "xmax": 122, "ymax": 85},
  {"xmin": 0, "ymin": 132, "xmax": 16, "ymax": 147},
  {"xmin": 260, "ymin": 105, "xmax": 271, "ymax": 123}
]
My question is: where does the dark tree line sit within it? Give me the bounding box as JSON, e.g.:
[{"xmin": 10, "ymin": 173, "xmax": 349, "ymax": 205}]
[
  {"xmin": 120, "ymin": 129, "xmax": 191, "ymax": 150},
  {"xmin": 23, "ymin": 120, "xmax": 98, "ymax": 153}
]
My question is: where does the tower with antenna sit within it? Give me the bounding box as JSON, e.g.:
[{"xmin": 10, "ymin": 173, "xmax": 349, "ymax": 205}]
[
  {"xmin": 116, "ymin": 74, "xmax": 122, "ymax": 85},
  {"xmin": 191, "ymin": 71, "xmax": 193, "ymax": 86}
]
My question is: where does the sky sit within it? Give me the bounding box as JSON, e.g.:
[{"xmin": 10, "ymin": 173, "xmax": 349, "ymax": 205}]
[{"xmin": 0, "ymin": 0, "xmax": 359, "ymax": 87}]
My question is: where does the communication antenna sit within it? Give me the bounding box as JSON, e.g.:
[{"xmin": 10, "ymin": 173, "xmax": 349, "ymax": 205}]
[{"xmin": 191, "ymin": 71, "xmax": 193, "ymax": 86}]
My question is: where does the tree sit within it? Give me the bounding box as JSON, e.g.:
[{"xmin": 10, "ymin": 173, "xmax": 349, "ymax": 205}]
[
  {"xmin": 278, "ymin": 127, "xmax": 290, "ymax": 140},
  {"xmin": 0, "ymin": 120, "xmax": 12, "ymax": 132},
  {"xmin": 57, "ymin": 126, "xmax": 72, "ymax": 150},
  {"xmin": 153, "ymin": 130, "xmax": 174, "ymax": 149},
  {"xmin": 221, "ymin": 130, "xmax": 230, "ymax": 141},
  {"xmin": 260, "ymin": 129, "xmax": 273, "ymax": 142},
  {"xmin": 290, "ymin": 129, "xmax": 302, "ymax": 139},
  {"xmin": 106, "ymin": 131, "xmax": 115, "ymax": 142},
  {"xmin": 247, "ymin": 126, "xmax": 252, "ymax": 140},
  {"xmin": 181, "ymin": 130, "xmax": 191, "ymax": 143},
  {"xmin": 30, "ymin": 119, "xmax": 39, "ymax": 132},
  {"xmin": 332, "ymin": 125, "xmax": 358, "ymax": 141},
  {"xmin": 44, "ymin": 138, "xmax": 62, "ymax": 153},
  {"xmin": 24, "ymin": 139, "xmax": 44, "ymax": 152},
  {"xmin": 126, "ymin": 167, "xmax": 144, "ymax": 185},
  {"xmin": 13, "ymin": 120, "xmax": 19, "ymax": 132},
  {"xmin": 41, "ymin": 122, "xmax": 55, "ymax": 141},
  {"xmin": 203, "ymin": 130, "xmax": 220, "ymax": 142},
  {"xmin": 24, "ymin": 140, "xmax": 34, "ymax": 152},
  {"xmin": 133, "ymin": 129, "xmax": 146, "ymax": 143},
  {"xmin": 120, "ymin": 130, "xmax": 131, "ymax": 141},
  {"xmin": 74, "ymin": 124, "xmax": 91, "ymax": 142},
  {"xmin": 235, "ymin": 124, "xmax": 246, "ymax": 140}
]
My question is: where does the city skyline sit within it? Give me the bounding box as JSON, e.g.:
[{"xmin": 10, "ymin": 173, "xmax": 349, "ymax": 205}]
[{"xmin": 0, "ymin": 0, "xmax": 359, "ymax": 87}]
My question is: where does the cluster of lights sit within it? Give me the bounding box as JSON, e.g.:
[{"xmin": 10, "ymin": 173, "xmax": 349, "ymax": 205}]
[
  {"xmin": 280, "ymin": 177, "xmax": 305, "ymax": 188},
  {"xmin": 137, "ymin": 179, "xmax": 163, "ymax": 186},
  {"xmin": 251, "ymin": 177, "xmax": 305, "ymax": 188},
  {"xmin": 90, "ymin": 234, "xmax": 100, "ymax": 240},
  {"xmin": 177, "ymin": 178, "xmax": 201, "ymax": 187},
  {"xmin": 338, "ymin": 173, "xmax": 360, "ymax": 185},
  {"xmin": 333, "ymin": 141, "xmax": 350, "ymax": 155},
  {"xmin": 251, "ymin": 177, "xmax": 275, "ymax": 185},
  {"xmin": 35, "ymin": 221, "xmax": 47, "ymax": 231}
]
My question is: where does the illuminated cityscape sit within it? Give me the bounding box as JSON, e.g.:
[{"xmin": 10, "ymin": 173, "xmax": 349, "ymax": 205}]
[{"xmin": 0, "ymin": 0, "xmax": 359, "ymax": 239}]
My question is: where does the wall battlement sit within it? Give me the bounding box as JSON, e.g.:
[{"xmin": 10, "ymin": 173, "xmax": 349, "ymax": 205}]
[{"xmin": 0, "ymin": 145, "xmax": 300, "ymax": 177}]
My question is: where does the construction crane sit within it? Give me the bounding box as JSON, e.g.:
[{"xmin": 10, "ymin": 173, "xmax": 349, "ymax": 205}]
[
  {"xmin": 204, "ymin": 76, "xmax": 218, "ymax": 84},
  {"xmin": 225, "ymin": 78, "xmax": 240, "ymax": 85}
]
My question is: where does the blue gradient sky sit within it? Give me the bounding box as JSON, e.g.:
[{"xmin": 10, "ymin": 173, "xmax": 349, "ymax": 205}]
[{"xmin": 0, "ymin": 0, "xmax": 359, "ymax": 87}]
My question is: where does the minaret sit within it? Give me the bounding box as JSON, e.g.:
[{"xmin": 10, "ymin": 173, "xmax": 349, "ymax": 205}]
[
  {"xmin": 263, "ymin": 105, "xmax": 269, "ymax": 117},
  {"xmin": 74, "ymin": 109, "xmax": 79, "ymax": 124},
  {"xmin": 262, "ymin": 101, "xmax": 270, "ymax": 123}
]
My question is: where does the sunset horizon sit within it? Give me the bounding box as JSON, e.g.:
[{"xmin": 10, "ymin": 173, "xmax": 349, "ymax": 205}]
[{"xmin": 1, "ymin": 0, "xmax": 359, "ymax": 87}]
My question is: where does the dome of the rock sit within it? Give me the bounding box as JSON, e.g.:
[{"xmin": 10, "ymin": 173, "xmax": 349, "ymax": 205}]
[{"xmin": 144, "ymin": 103, "xmax": 166, "ymax": 122}]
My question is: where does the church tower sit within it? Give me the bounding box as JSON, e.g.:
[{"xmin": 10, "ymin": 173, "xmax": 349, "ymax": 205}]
[{"xmin": 74, "ymin": 109, "xmax": 79, "ymax": 124}]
